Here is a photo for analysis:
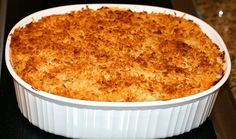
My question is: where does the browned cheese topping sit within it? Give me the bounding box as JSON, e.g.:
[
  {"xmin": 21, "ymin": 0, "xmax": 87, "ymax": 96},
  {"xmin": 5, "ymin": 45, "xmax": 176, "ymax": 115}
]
[{"xmin": 10, "ymin": 7, "xmax": 225, "ymax": 102}]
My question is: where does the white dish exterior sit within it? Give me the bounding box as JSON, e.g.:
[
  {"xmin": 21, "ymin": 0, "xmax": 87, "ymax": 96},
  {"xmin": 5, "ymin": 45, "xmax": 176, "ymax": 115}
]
[{"xmin": 5, "ymin": 4, "xmax": 231, "ymax": 139}]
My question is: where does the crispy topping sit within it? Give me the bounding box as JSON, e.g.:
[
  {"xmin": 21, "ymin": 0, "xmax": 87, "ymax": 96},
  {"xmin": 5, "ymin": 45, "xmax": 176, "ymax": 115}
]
[{"xmin": 10, "ymin": 7, "xmax": 225, "ymax": 102}]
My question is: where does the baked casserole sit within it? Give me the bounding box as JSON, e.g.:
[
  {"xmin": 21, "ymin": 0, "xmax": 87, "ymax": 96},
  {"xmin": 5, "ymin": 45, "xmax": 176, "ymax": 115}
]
[{"xmin": 10, "ymin": 7, "xmax": 225, "ymax": 102}]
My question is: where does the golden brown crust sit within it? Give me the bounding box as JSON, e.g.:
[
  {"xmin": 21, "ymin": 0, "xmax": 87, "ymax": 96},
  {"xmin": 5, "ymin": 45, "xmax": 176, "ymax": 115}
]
[{"xmin": 10, "ymin": 7, "xmax": 225, "ymax": 102}]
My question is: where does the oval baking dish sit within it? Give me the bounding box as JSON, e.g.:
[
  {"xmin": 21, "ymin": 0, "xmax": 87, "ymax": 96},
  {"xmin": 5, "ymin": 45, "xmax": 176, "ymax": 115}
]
[{"xmin": 5, "ymin": 4, "xmax": 231, "ymax": 139}]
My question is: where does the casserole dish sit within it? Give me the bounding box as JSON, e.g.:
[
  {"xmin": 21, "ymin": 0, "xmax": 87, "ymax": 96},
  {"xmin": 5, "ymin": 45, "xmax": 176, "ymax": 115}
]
[{"xmin": 5, "ymin": 4, "xmax": 231, "ymax": 139}]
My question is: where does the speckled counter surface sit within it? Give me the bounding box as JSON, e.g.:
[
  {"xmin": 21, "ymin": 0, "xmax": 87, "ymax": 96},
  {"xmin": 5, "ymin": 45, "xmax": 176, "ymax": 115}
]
[{"xmin": 195, "ymin": 0, "xmax": 236, "ymax": 100}]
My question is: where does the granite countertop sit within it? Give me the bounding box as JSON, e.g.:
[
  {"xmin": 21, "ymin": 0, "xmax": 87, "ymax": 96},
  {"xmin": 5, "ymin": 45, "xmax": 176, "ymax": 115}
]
[{"xmin": 195, "ymin": 0, "xmax": 236, "ymax": 101}]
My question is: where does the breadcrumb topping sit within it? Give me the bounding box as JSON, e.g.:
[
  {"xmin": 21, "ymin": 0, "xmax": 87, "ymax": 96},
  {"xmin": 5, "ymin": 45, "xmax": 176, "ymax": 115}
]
[{"xmin": 10, "ymin": 7, "xmax": 225, "ymax": 102}]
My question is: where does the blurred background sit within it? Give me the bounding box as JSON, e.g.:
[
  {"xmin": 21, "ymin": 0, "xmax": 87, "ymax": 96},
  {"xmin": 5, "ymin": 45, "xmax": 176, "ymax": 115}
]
[{"xmin": 194, "ymin": 0, "xmax": 236, "ymax": 101}]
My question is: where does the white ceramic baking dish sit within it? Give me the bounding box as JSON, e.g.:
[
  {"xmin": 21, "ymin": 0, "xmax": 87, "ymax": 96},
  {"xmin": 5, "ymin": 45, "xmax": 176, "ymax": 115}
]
[{"xmin": 5, "ymin": 4, "xmax": 231, "ymax": 139}]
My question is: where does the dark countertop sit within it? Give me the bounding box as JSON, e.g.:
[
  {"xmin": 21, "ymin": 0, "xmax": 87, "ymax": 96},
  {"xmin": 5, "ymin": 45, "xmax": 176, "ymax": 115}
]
[
  {"xmin": 195, "ymin": 0, "xmax": 236, "ymax": 103},
  {"xmin": 0, "ymin": 0, "xmax": 7, "ymax": 78}
]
